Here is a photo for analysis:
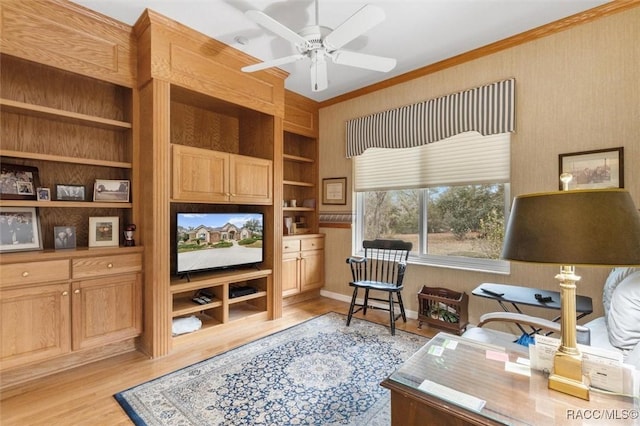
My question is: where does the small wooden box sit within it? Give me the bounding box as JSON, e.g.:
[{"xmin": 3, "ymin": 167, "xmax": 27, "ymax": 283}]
[{"xmin": 417, "ymin": 286, "xmax": 469, "ymax": 335}]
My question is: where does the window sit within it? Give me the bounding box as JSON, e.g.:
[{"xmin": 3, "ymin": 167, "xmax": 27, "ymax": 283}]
[{"xmin": 353, "ymin": 132, "xmax": 510, "ymax": 273}]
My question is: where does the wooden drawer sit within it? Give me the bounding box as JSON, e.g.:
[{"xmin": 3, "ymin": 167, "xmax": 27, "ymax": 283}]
[
  {"xmin": 72, "ymin": 254, "xmax": 142, "ymax": 279},
  {"xmin": 301, "ymin": 237, "xmax": 324, "ymax": 251},
  {"xmin": 283, "ymin": 239, "xmax": 301, "ymax": 253},
  {"xmin": 1, "ymin": 260, "xmax": 69, "ymax": 287}
]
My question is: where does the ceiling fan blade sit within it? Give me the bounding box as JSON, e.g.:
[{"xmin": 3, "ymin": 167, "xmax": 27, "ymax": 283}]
[
  {"xmin": 241, "ymin": 54, "xmax": 306, "ymax": 72},
  {"xmin": 310, "ymin": 52, "xmax": 328, "ymax": 92},
  {"xmin": 323, "ymin": 5, "xmax": 385, "ymax": 51},
  {"xmin": 331, "ymin": 50, "xmax": 396, "ymax": 72},
  {"xmin": 245, "ymin": 10, "xmax": 310, "ymax": 49}
]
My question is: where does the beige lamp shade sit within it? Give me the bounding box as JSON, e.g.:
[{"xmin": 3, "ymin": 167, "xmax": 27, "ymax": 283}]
[{"xmin": 502, "ymin": 189, "xmax": 640, "ymax": 266}]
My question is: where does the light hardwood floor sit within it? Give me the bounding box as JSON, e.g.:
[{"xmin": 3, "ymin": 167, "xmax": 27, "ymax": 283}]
[{"xmin": 0, "ymin": 297, "xmax": 437, "ymax": 426}]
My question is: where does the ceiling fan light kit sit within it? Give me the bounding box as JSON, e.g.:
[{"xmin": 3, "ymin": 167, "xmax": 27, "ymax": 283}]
[{"xmin": 241, "ymin": 1, "xmax": 396, "ymax": 92}]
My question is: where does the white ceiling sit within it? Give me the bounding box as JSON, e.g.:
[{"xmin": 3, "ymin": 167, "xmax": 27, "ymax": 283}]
[{"xmin": 71, "ymin": 0, "xmax": 610, "ymax": 102}]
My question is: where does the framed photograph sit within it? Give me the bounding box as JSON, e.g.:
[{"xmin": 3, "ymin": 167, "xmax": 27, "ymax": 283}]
[
  {"xmin": 322, "ymin": 177, "xmax": 347, "ymax": 205},
  {"xmin": 0, "ymin": 164, "xmax": 39, "ymax": 200},
  {"xmin": 54, "ymin": 226, "xmax": 76, "ymax": 250},
  {"xmin": 559, "ymin": 147, "xmax": 623, "ymax": 190},
  {"xmin": 56, "ymin": 184, "xmax": 85, "ymax": 201},
  {"xmin": 0, "ymin": 207, "xmax": 42, "ymax": 252},
  {"xmin": 93, "ymin": 179, "xmax": 130, "ymax": 202},
  {"xmin": 88, "ymin": 216, "xmax": 119, "ymax": 247},
  {"xmin": 37, "ymin": 187, "xmax": 51, "ymax": 201}
]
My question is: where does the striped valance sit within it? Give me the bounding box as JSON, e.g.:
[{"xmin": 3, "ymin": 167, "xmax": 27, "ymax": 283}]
[{"xmin": 346, "ymin": 78, "xmax": 515, "ymax": 157}]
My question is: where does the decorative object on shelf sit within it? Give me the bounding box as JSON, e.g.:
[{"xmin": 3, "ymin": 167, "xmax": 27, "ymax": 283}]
[
  {"xmin": 124, "ymin": 223, "xmax": 136, "ymax": 247},
  {"xmin": 88, "ymin": 216, "xmax": 119, "ymax": 247},
  {"xmin": 290, "ymin": 199, "xmax": 297, "ymax": 207},
  {"xmin": 284, "ymin": 216, "xmax": 293, "ymax": 235},
  {"xmin": 558, "ymin": 147, "xmax": 623, "ymax": 190},
  {"xmin": 0, "ymin": 163, "xmax": 39, "ymax": 201},
  {"xmin": 55, "ymin": 184, "xmax": 85, "ymax": 201},
  {"xmin": 501, "ymin": 174, "xmax": 640, "ymax": 400},
  {"xmin": 54, "ymin": 225, "xmax": 76, "ymax": 249},
  {"xmin": 93, "ymin": 179, "xmax": 130, "ymax": 202},
  {"xmin": 302, "ymin": 199, "xmax": 316, "ymax": 208},
  {"xmin": 322, "ymin": 177, "xmax": 347, "ymax": 205},
  {"xmin": 36, "ymin": 187, "xmax": 51, "ymax": 201},
  {"xmin": 0, "ymin": 206, "xmax": 42, "ymax": 252}
]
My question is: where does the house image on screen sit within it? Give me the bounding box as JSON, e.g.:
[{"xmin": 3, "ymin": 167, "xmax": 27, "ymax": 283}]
[{"xmin": 186, "ymin": 223, "xmax": 254, "ymax": 244}]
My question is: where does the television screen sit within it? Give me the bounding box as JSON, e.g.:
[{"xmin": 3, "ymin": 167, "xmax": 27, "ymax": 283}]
[{"xmin": 176, "ymin": 212, "xmax": 264, "ymax": 275}]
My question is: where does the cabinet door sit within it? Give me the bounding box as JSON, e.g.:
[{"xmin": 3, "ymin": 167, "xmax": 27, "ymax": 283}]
[
  {"xmin": 1, "ymin": 283, "xmax": 71, "ymax": 370},
  {"xmin": 300, "ymin": 249, "xmax": 324, "ymax": 292},
  {"xmin": 172, "ymin": 145, "xmax": 229, "ymax": 202},
  {"xmin": 230, "ymin": 154, "xmax": 273, "ymax": 204},
  {"xmin": 72, "ymin": 273, "xmax": 142, "ymax": 351},
  {"xmin": 282, "ymin": 252, "xmax": 300, "ymax": 297}
]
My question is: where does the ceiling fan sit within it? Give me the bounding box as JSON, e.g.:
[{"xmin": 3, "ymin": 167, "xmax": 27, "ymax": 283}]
[{"xmin": 241, "ymin": 0, "xmax": 396, "ymax": 92}]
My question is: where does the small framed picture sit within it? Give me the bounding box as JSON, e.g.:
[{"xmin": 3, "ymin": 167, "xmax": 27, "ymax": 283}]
[
  {"xmin": 56, "ymin": 184, "xmax": 85, "ymax": 201},
  {"xmin": 322, "ymin": 177, "xmax": 347, "ymax": 205},
  {"xmin": 0, "ymin": 207, "xmax": 43, "ymax": 252},
  {"xmin": 88, "ymin": 216, "xmax": 119, "ymax": 247},
  {"xmin": 559, "ymin": 147, "xmax": 623, "ymax": 190},
  {"xmin": 37, "ymin": 187, "xmax": 51, "ymax": 201},
  {"xmin": 0, "ymin": 164, "xmax": 39, "ymax": 200},
  {"xmin": 93, "ymin": 179, "xmax": 130, "ymax": 202},
  {"xmin": 54, "ymin": 226, "xmax": 76, "ymax": 250}
]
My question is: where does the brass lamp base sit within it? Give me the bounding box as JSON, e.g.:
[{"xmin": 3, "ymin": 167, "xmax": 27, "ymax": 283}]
[{"xmin": 548, "ymin": 351, "xmax": 590, "ymax": 400}]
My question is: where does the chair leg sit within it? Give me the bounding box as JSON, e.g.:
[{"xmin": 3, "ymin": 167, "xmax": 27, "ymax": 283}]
[
  {"xmin": 389, "ymin": 292, "xmax": 396, "ymax": 335},
  {"xmin": 397, "ymin": 292, "xmax": 407, "ymax": 322},
  {"xmin": 363, "ymin": 289, "xmax": 370, "ymax": 315},
  {"xmin": 346, "ymin": 287, "xmax": 358, "ymax": 326}
]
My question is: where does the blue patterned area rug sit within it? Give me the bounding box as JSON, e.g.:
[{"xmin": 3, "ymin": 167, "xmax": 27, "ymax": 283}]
[{"xmin": 114, "ymin": 312, "xmax": 428, "ymax": 425}]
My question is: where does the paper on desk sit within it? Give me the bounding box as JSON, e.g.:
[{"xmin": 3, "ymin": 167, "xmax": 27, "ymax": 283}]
[
  {"xmin": 486, "ymin": 350, "xmax": 509, "ymax": 362},
  {"xmin": 529, "ymin": 334, "xmax": 628, "ymax": 394}
]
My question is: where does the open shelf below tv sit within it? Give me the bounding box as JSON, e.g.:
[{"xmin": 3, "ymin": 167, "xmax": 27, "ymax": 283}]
[{"xmin": 170, "ymin": 268, "xmax": 272, "ymax": 342}]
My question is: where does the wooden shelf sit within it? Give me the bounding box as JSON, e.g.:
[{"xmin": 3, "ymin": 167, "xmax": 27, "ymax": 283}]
[
  {"xmin": 0, "ymin": 150, "xmax": 132, "ymax": 169},
  {"xmin": 173, "ymin": 296, "xmax": 223, "ymax": 317},
  {"xmin": 283, "ymin": 153, "xmax": 314, "ymax": 163},
  {"xmin": 0, "ymin": 98, "xmax": 132, "ymax": 130},
  {"xmin": 283, "ymin": 180, "xmax": 314, "ymax": 187},
  {"xmin": 170, "ymin": 268, "xmax": 272, "ymax": 293},
  {"xmin": 228, "ymin": 290, "xmax": 267, "ymax": 305},
  {"xmin": 283, "ymin": 207, "xmax": 314, "ymax": 212},
  {"xmin": 0, "ymin": 200, "xmax": 133, "ymax": 208}
]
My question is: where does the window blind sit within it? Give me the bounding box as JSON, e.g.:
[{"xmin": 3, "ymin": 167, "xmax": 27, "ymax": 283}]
[{"xmin": 353, "ymin": 131, "xmax": 510, "ymax": 192}]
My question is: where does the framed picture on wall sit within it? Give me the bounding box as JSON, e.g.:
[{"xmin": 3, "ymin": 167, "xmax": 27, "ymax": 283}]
[
  {"xmin": 558, "ymin": 147, "xmax": 623, "ymax": 190},
  {"xmin": 322, "ymin": 177, "xmax": 347, "ymax": 205}
]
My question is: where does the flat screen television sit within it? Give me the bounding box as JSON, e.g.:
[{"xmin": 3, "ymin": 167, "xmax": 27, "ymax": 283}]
[{"xmin": 175, "ymin": 212, "xmax": 264, "ymax": 277}]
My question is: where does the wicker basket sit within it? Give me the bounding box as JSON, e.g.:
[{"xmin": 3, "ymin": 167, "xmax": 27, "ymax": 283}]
[{"xmin": 417, "ymin": 286, "xmax": 469, "ymax": 335}]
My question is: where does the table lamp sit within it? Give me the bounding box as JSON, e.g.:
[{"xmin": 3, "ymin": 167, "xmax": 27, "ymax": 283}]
[{"xmin": 501, "ymin": 174, "xmax": 640, "ymax": 400}]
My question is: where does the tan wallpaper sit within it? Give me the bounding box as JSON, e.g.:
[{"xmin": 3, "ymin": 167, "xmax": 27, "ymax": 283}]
[{"xmin": 317, "ymin": 7, "xmax": 640, "ymax": 330}]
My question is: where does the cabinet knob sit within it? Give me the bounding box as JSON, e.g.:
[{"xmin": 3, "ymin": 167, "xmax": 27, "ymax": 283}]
[
  {"xmin": 107, "ymin": 263, "xmax": 113, "ymax": 268},
  {"xmin": 22, "ymin": 271, "xmax": 29, "ymax": 277},
  {"xmin": 74, "ymin": 289, "xmax": 81, "ymax": 294},
  {"xmin": 62, "ymin": 291, "xmax": 69, "ymax": 296}
]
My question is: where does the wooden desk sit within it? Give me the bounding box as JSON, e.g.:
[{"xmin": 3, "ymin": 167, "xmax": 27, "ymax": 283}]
[{"xmin": 381, "ymin": 333, "xmax": 636, "ymax": 426}]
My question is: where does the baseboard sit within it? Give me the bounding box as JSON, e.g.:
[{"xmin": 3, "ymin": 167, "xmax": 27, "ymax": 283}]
[{"xmin": 319, "ymin": 289, "xmax": 419, "ymax": 320}]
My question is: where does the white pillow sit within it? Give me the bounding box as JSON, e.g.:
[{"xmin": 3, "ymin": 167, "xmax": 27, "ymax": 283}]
[{"xmin": 607, "ymin": 271, "xmax": 640, "ymax": 350}]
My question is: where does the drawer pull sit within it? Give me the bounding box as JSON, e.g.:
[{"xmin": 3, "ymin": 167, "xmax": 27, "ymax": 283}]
[
  {"xmin": 22, "ymin": 271, "xmax": 29, "ymax": 277},
  {"xmin": 74, "ymin": 289, "xmax": 80, "ymax": 294},
  {"xmin": 62, "ymin": 291, "xmax": 69, "ymax": 296},
  {"xmin": 107, "ymin": 263, "xmax": 114, "ymax": 268}
]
